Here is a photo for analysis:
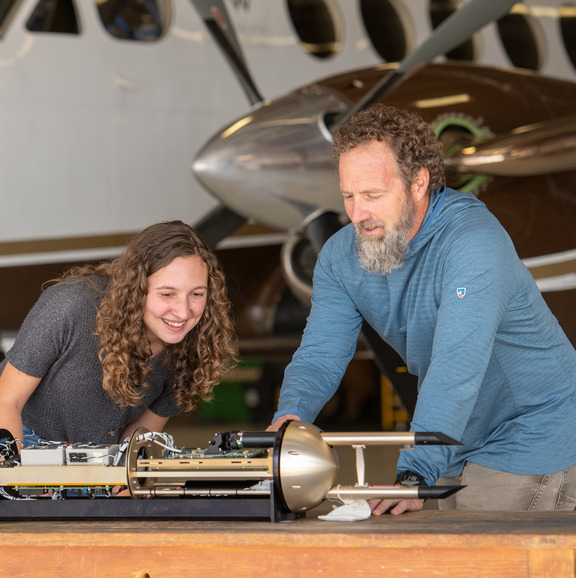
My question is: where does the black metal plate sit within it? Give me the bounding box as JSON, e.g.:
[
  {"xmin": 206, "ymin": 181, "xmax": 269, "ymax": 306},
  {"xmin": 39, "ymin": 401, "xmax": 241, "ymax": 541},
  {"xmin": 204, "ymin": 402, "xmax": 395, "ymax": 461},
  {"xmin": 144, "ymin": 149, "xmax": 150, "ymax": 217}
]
[{"xmin": 0, "ymin": 495, "xmax": 299, "ymax": 522}]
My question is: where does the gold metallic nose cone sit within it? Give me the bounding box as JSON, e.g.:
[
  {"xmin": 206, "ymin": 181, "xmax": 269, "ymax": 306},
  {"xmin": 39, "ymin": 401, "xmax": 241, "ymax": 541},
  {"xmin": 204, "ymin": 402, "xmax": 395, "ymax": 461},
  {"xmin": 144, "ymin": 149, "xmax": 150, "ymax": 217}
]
[{"xmin": 278, "ymin": 421, "xmax": 339, "ymax": 512}]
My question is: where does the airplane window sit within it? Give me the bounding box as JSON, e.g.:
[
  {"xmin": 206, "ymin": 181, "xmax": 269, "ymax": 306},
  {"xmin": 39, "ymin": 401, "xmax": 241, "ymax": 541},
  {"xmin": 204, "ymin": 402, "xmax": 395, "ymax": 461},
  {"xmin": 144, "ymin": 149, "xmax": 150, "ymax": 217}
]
[
  {"xmin": 26, "ymin": 0, "xmax": 79, "ymax": 34},
  {"xmin": 96, "ymin": 0, "xmax": 167, "ymax": 42},
  {"xmin": 428, "ymin": 0, "xmax": 477, "ymax": 61},
  {"xmin": 0, "ymin": 0, "xmax": 20, "ymax": 38},
  {"xmin": 559, "ymin": 4, "xmax": 576, "ymax": 71},
  {"xmin": 360, "ymin": 0, "xmax": 409, "ymax": 63},
  {"xmin": 496, "ymin": 8, "xmax": 544, "ymax": 71},
  {"xmin": 286, "ymin": 0, "xmax": 340, "ymax": 59}
]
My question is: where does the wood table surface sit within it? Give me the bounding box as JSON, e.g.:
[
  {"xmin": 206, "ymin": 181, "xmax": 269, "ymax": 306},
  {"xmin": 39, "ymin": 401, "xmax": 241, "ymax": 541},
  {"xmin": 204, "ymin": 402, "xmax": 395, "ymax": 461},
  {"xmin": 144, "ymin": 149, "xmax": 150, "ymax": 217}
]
[{"xmin": 1, "ymin": 508, "xmax": 576, "ymax": 577}]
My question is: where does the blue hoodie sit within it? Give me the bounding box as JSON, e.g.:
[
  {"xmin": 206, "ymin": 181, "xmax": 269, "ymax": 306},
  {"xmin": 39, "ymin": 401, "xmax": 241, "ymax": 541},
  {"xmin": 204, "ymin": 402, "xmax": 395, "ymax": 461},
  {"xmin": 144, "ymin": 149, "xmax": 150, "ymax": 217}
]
[{"xmin": 274, "ymin": 187, "xmax": 576, "ymax": 483}]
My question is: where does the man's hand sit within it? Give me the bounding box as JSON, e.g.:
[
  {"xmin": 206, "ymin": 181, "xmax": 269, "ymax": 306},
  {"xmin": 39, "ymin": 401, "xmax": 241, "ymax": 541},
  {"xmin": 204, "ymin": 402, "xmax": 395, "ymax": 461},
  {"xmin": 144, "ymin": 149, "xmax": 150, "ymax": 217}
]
[
  {"xmin": 368, "ymin": 497, "xmax": 425, "ymax": 516},
  {"xmin": 369, "ymin": 469, "xmax": 429, "ymax": 514},
  {"xmin": 266, "ymin": 414, "xmax": 301, "ymax": 432}
]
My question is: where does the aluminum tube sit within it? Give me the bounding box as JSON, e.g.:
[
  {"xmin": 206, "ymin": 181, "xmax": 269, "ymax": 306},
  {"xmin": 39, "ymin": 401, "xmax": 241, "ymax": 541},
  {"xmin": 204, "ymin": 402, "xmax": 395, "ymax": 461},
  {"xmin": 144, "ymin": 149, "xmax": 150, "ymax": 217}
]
[
  {"xmin": 321, "ymin": 431, "xmax": 461, "ymax": 446},
  {"xmin": 325, "ymin": 484, "xmax": 462, "ymax": 501}
]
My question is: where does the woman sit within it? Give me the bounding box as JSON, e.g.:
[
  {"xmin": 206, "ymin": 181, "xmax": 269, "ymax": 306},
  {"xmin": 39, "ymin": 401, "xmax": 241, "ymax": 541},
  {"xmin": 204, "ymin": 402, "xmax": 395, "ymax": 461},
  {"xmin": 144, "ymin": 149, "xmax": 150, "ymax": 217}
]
[{"xmin": 0, "ymin": 221, "xmax": 237, "ymax": 449}]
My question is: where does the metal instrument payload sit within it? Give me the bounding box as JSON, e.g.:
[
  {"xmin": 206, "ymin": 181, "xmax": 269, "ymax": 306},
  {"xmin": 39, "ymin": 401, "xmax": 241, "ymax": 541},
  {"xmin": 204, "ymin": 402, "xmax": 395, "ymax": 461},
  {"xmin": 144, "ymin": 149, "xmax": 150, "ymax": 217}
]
[{"xmin": 0, "ymin": 421, "xmax": 462, "ymax": 521}]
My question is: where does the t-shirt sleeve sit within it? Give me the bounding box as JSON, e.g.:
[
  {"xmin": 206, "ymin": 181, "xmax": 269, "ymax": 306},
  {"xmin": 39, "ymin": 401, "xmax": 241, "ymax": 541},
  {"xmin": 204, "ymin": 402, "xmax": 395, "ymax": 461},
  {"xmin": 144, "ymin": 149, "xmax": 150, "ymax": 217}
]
[{"xmin": 7, "ymin": 283, "xmax": 95, "ymax": 378}]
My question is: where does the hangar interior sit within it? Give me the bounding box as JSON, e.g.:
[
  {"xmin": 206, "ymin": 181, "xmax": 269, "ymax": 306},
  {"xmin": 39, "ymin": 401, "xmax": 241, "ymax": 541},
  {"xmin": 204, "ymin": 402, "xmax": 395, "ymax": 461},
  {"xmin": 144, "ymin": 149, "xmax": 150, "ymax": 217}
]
[{"xmin": 1, "ymin": 0, "xmax": 576, "ymax": 486}]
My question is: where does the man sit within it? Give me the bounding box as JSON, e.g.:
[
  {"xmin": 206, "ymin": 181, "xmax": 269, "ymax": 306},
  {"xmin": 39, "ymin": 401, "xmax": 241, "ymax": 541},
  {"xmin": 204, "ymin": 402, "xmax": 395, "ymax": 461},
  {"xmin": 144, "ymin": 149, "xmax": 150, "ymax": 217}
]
[{"xmin": 269, "ymin": 103, "xmax": 576, "ymax": 514}]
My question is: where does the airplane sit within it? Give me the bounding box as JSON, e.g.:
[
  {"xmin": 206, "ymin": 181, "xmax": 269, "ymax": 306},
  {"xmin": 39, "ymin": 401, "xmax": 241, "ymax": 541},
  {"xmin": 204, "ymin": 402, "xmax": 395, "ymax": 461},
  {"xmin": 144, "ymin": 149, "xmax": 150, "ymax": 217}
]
[
  {"xmin": 0, "ymin": 0, "xmax": 575, "ymax": 415},
  {"xmin": 0, "ymin": 2, "xmax": 573, "ymax": 256}
]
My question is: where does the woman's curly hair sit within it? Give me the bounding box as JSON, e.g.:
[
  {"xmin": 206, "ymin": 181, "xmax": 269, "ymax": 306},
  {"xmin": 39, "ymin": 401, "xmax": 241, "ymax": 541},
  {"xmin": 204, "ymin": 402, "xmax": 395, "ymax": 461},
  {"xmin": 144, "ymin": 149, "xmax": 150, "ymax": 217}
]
[
  {"xmin": 333, "ymin": 103, "xmax": 445, "ymax": 192},
  {"xmin": 53, "ymin": 221, "xmax": 237, "ymax": 412}
]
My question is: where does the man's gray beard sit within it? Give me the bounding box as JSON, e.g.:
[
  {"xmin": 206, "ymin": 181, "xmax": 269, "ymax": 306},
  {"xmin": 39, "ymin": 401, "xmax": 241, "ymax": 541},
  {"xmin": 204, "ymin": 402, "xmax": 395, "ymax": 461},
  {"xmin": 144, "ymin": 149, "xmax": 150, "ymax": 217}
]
[{"xmin": 355, "ymin": 195, "xmax": 416, "ymax": 275}]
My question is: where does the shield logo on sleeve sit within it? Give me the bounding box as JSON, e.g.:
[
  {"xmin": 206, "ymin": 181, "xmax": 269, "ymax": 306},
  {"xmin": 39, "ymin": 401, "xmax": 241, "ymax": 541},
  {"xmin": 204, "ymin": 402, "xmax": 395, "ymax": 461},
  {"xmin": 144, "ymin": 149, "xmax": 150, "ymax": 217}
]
[{"xmin": 457, "ymin": 287, "xmax": 467, "ymax": 298}]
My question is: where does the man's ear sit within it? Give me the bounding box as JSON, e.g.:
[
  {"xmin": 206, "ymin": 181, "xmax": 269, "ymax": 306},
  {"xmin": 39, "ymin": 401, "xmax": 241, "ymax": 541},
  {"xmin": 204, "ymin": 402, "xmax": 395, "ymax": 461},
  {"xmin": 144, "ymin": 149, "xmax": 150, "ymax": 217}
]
[{"xmin": 411, "ymin": 168, "xmax": 430, "ymax": 202}]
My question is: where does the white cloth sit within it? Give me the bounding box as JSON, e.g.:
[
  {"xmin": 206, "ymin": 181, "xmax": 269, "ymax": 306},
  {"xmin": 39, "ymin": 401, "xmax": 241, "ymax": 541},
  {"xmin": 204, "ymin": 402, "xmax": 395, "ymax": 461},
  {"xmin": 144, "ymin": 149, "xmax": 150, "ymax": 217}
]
[{"xmin": 317, "ymin": 499, "xmax": 372, "ymax": 521}]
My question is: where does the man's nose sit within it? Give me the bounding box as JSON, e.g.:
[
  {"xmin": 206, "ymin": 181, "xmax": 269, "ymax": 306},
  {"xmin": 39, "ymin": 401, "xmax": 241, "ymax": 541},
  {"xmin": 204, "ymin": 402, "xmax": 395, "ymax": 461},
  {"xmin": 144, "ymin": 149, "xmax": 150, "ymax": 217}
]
[{"xmin": 347, "ymin": 198, "xmax": 370, "ymax": 223}]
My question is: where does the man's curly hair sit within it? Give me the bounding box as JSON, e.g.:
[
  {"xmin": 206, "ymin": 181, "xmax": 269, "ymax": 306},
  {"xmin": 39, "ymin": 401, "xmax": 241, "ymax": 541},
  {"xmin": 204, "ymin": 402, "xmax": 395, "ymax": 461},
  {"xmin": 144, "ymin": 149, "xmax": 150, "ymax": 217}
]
[
  {"xmin": 53, "ymin": 221, "xmax": 237, "ymax": 412},
  {"xmin": 333, "ymin": 103, "xmax": 445, "ymax": 192}
]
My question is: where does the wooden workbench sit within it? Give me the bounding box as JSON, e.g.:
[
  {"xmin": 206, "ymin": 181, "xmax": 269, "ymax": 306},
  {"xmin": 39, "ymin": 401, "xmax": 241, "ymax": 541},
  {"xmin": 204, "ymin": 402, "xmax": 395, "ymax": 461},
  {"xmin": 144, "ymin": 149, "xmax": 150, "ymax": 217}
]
[{"xmin": 1, "ymin": 508, "xmax": 576, "ymax": 577}]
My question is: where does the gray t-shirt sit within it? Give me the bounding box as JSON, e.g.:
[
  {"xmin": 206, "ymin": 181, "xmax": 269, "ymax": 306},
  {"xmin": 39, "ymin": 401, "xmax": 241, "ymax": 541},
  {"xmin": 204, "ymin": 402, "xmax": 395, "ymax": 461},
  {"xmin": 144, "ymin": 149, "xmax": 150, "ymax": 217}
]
[{"xmin": 1, "ymin": 278, "xmax": 181, "ymax": 444}]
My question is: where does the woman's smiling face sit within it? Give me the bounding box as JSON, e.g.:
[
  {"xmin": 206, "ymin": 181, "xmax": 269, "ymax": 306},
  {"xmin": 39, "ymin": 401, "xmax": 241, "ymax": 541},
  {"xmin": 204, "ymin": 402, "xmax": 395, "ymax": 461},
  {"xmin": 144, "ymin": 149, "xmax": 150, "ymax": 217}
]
[{"xmin": 142, "ymin": 255, "xmax": 208, "ymax": 354}]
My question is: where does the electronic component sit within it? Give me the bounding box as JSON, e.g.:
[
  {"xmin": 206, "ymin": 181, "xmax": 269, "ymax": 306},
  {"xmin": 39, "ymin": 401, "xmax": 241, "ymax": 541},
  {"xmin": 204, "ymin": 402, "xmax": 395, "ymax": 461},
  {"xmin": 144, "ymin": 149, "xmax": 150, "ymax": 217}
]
[
  {"xmin": 65, "ymin": 444, "xmax": 119, "ymax": 466},
  {"xmin": 20, "ymin": 445, "xmax": 66, "ymax": 466}
]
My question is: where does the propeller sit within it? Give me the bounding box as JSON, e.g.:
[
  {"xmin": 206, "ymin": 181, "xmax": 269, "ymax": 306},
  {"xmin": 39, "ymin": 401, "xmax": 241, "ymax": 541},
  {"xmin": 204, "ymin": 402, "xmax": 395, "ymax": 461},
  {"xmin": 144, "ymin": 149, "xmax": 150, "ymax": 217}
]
[
  {"xmin": 190, "ymin": 0, "xmax": 535, "ymax": 250},
  {"xmin": 330, "ymin": 0, "xmax": 523, "ymax": 131}
]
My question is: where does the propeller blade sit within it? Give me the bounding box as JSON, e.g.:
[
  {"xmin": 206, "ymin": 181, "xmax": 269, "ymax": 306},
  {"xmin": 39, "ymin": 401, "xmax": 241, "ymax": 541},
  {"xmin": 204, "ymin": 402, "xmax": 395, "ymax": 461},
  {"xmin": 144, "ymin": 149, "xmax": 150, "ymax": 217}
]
[
  {"xmin": 331, "ymin": 0, "xmax": 522, "ymax": 131},
  {"xmin": 188, "ymin": 1, "xmax": 257, "ymax": 245},
  {"xmin": 444, "ymin": 115, "xmax": 576, "ymax": 177},
  {"xmin": 192, "ymin": 205, "xmax": 248, "ymax": 249},
  {"xmin": 189, "ymin": 0, "xmax": 264, "ymax": 106}
]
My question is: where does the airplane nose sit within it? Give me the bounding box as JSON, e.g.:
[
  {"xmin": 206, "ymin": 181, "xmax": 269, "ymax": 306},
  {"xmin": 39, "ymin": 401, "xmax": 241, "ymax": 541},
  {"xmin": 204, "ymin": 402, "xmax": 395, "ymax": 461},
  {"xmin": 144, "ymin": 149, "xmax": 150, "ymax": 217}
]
[{"xmin": 192, "ymin": 87, "xmax": 349, "ymax": 231}]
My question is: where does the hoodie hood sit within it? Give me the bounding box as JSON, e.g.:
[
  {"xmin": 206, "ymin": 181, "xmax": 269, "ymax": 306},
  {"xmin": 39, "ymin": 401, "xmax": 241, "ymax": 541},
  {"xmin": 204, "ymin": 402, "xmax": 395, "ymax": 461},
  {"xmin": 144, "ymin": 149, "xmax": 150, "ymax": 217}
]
[{"xmin": 408, "ymin": 186, "xmax": 486, "ymax": 254}]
